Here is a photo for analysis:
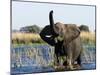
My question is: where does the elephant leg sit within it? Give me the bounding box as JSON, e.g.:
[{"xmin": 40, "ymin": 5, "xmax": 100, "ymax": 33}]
[
  {"xmin": 73, "ymin": 54, "xmax": 81, "ymax": 69},
  {"xmin": 66, "ymin": 57, "xmax": 73, "ymax": 70},
  {"xmin": 54, "ymin": 54, "xmax": 60, "ymax": 70},
  {"xmin": 63, "ymin": 57, "xmax": 81, "ymax": 69},
  {"xmin": 54, "ymin": 48, "xmax": 60, "ymax": 66},
  {"xmin": 77, "ymin": 54, "xmax": 81, "ymax": 65},
  {"xmin": 65, "ymin": 52, "xmax": 76, "ymax": 70},
  {"xmin": 67, "ymin": 52, "xmax": 81, "ymax": 70},
  {"xmin": 54, "ymin": 40, "xmax": 64, "ymax": 64}
]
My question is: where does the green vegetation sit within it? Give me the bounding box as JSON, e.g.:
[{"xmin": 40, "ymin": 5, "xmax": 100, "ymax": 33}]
[
  {"xmin": 79, "ymin": 25, "xmax": 90, "ymax": 32},
  {"xmin": 20, "ymin": 25, "xmax": 41, "ymax": 33}
]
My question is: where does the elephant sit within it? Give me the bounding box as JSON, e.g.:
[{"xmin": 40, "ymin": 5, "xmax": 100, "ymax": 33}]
[
  {"xmin": 54, "ymin": 23, "xmax": 82, "ymax": 69},
  {"xmin": 49, "ymin": 11, "xmax": 82, "ymax": 69},
  {"xmin": 39, "ymin": 10, "xmax": 82, "ymax": 69}
]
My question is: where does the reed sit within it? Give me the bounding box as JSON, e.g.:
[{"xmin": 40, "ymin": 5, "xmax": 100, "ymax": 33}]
[
  {"xmin": 80, "ymin": 31, "xmax": 95, "ymax": 44},
  {"xmin": 12, "ymin": 32, "xmax": 44, "ymax": 44},
  {"xmin": 12, "ymin": 31, "xmax": 95, "ymax": 44}
]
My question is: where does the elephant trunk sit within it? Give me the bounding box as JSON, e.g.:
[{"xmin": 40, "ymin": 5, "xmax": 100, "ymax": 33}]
[{"xmin": 49, "ymin": 10, "xmax": 58, "ymax": 36}]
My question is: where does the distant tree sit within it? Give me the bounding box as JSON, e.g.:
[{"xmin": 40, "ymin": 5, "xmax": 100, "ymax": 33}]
[
  {"xmin": 12, "ymin": 29, "xmax": 19, "ymax": 33},
  {"xmin": 79, "ymin": 25, "xmax": 89, "ymax": 32},
  {"xmin": 20, "ymin": 25, "xmax": 41, "ymax": 33}
]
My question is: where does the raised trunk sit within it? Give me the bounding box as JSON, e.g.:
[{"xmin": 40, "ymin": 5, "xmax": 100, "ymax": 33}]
[{"xmin": 49, "ymin": 10, "xmax": 58, "ymax": 36}]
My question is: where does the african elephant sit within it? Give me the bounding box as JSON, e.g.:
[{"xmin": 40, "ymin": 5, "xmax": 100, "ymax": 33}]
[
  {"xmin": 49, "ymin": 10, "xmax": 82, "ymax": 69},
  {"xmin": 40, "ymin": 10, "xmax": 82, "ymax": 69}
]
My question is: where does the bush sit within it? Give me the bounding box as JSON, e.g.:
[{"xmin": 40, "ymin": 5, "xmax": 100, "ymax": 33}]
[
  {"xmin": 20, "ymin": 25, "xmax": 41, "ymax": 33},
  {"xmin": 79, "ymin": 25, "xmax": 89, "ymax": 32}
]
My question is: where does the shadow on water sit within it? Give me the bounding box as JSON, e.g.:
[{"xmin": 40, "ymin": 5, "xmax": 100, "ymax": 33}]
[{"xmin": 11, "ymin": 44, "xmax": 96, "ymax": 74}]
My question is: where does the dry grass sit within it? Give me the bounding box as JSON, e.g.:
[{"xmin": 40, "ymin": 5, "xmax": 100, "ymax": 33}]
[
  {"xmin": 12, "ymin": 31, "xmax": 95, "ymax": 44},
  {"xmin": 12, "ymin": 32, "xmax": 44, "ymax": 44},
  {"xmin": 80, "ymin": 31, "xmax": 95, "ymax": 44},
  {"xmin": 12, "ymin": 32, "xmax": 40, "ymax": 41}
]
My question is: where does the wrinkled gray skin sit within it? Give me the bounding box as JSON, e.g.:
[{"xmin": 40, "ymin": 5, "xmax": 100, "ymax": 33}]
[
  {"xmin": 50, "ymin": 11, "xmax": 82, "ymax": 70},
  {"xmin": 55, "ymin": 23, "xmax": 82, "ymax": 69}
]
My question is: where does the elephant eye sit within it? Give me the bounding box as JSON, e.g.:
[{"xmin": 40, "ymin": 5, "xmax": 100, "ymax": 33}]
[{"xmin": 55, "ymin": 25, "xmax": 59, "ymax": 30}]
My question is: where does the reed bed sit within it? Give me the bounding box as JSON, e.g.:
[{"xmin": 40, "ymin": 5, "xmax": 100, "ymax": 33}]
[
  {"xmin": 80, "ymin": 31, "xmax": 95, "ymax": 44},
  {"xmin": 12, "ymin": 32, "xmax": 44, "ymax": 44},
  {"xmin": 12, "ymin": 31, "xmax": 95, "ymax": 44}
]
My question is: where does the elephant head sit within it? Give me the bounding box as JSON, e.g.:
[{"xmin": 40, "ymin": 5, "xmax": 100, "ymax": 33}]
[
  {"xmin": 53, "ymin": 22, "xmax": 80, "ymax": 44},
  {"xmin": 49, "ymin": 10, "xmax": 80, "ymax": 43}
]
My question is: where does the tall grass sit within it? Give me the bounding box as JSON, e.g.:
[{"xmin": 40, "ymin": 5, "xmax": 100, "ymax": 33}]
[
  {"xmin": 80, "ymin": 31, "xmax": 95, "ymax": 44},
  {"xmin": 12, "ymin": 31, "xmax": 95, "ymax": 45},
  {"xmin": 12, "ymin": 32, "xmax": 44, "ymax": 44}
]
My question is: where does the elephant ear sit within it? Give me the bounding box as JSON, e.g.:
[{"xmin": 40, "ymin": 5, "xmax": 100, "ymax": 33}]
[{"xmin": 64, "ymin": 24, "xmax": 80, "ymax": 44}]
